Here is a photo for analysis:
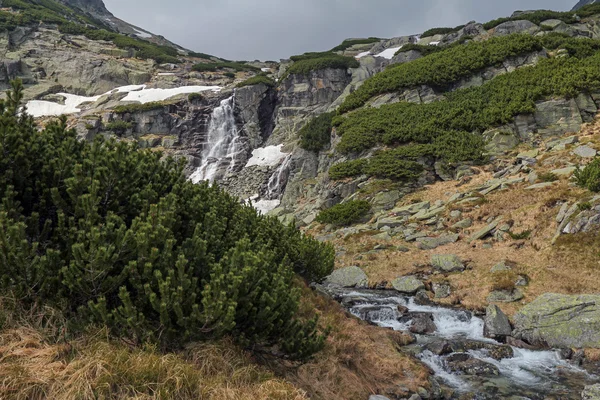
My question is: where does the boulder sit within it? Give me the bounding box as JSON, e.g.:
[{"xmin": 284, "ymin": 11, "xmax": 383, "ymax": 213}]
[
  {"xmin": 426, "ymin": 340, "xmax": 453, "ymax": 356},
  {"xmin": 469, "ymin": 218, "xmax": 501, "ymax": 242},
  {"xmin": 493, "ymin": 20, "xmax": 539, "ymax": 36},
  {"xmin": 447, "ymin": 355, "xmax": 500, "ymax": 376},
  {"xmin": 484, "ymin": 305, "xmax": 512, "ymax": 339},
  {"xmin": 371, "ymin": 190, "xmax": 400, "ymax": 212},
  {"xmin": 432, "ymin": 282, "xmax": 452, "ymax": 299},
  {"xmin": 431, "ymin": 254, "xmax": 465, "ymax": 273},
  {"xmin": 487, "ymin": 289, "xmax": 524, "ymax": 303},
  {"xmin": 583, "ymin": 384, "xmax": 600, "ymax": 400},
  {"xmin": 408, "ymin": 313, "xmax": 437, "ymax": 334},
  {"xmin": 415, "ymin": 234, "xmax": 459, "ymax": 250},
  {"xmin": 513, "ymin": 293, "xmax": 600, "ymax": 348},
  {"xmin": 369, "ymin": 396, "xmax": 391, "ymax": 400},
  {"xmin": 573, "ymin": 145, "xmax": 597, "ymax": 158},
  {"xmin": 324, "ymin": 266, "xmax": 368, "ymax": 288},
  {"xmin": 392, "ymin": 276, "xmax": 425, "ymax": 294},
  {"xmin": 534, "ymin": 98, "xmax": 583, "ymax": 137}
]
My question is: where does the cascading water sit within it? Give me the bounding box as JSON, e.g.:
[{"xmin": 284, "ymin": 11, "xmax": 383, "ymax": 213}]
[
  {"xmin": 190, "ymin": 95, "xmax": 243, "ymax": 184},
  {"xmin": 265, "ymin": 153, "xmax": 292, "ymax": 200},
  {"xmin": 324, "ymin": 287, "xmax": 597, "ymax": 398}
]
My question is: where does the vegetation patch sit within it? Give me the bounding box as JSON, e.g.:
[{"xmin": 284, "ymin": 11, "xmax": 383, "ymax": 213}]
[
  {"xmin": 0, "ymin": 80, "xmax": 335, "ymax": 361},
  {"xmin": 104, "ymin": 120, "xmax": 133, "ymax": 134},
  {"xmin": 236, "ymin": 74, "xmax": 276, "ymax": 88},
  {"xmin": 330, "ymin": 37, "xmax": 381, "ymax": 52},
  {"xmin": 286, "ymin": 52, "xmax": 359, "ymax": 76},
  {"xmin": 334, "ymin": 43, "xmax": 600, "ymax": 157},
  {"xmin": 188, "ymin": 92, "xmax": 204, "ymax": 102},
  {"xmin": 299, "ymin": 112, "xmax": 334, "ymax": 152},
  {"xmin": 316, "ymin": 200, "xmax": 371, "ymax": 226},
  {"xmin": 192, "ymin": 61, "xmax": 260, "ymax": 73},
  {"xmin": 421, "ymin": 25, "xmax": 465, "ymax": 38},
  {"xmin": 394, "ymin": 43, "xmax": 444, "ymax": 57},
  {"xmin": 338, "ymin": 34, "xmax": 546, "ymax": 113},
  {"xmin": 575, "ymin": 158, "xmax": 600, "ymax": 192},
  {"xmin": 483, "ymin": 4, "xmax": 600, "ymax": 30},
  {"xmin": 112, "ymin": 101, "xmax": 166, "ymax": 114}
]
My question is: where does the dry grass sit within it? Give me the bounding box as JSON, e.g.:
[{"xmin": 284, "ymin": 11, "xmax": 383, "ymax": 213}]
[
  {"xmin": 276, "ymin": 288, "xmax": 429, "ymax": 400},
  {"xmin": 327, "ymin": 124, "xmax": 600, "ymax": 317}
]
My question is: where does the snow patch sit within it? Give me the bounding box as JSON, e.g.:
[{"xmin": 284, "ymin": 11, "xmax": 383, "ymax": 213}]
[
  {"xmin": 261, "ymin": 67, "xmax": 272, "ymax": 72},
  {"xmin": 245, "ymin": 145, "xmax": 288, "ymax": 168},
  {"xmin": 157, "ymin": 72, "xmax": 176, "ymax": 76},
  {"xmin": 429, "ymin": 41, "xmax": 440, "ymax": 46},
  {"xmin": 250, "ymin": 199, "xmax": 281, "ymax": 215},
  {"xmin": 26, "ymin": 84, "xmax": 221, "ymax": 118},
  {"xmin": 355, "ymin": 51, "xmax": 371, "ymax": 59},
  {"xmin": 133, "ymin": 28, "xmax": 152, "ymax": 39},
  {"xmin": 121, "ymin": 85, "xmax": 221, "ymax": 104},
  {"xmin": 374, "ymin": 46, "xmax": 403, "ymax": 59}
]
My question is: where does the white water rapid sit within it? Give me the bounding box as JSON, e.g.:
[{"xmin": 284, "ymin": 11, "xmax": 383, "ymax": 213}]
[
  {"xmin": 329, "ymin": 288, "xmax": 596, "ymax": 398},
  {"xmin": 190, "ymin": 95, "xmax": 243, "ymax": 184}
]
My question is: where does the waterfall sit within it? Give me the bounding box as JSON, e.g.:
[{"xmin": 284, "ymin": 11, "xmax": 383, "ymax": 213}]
[
  {"xmin": 190, "ymin": 95, "xmax": 243, "ymax": 184},
  {"xmin": 265, "ymin": 154, "xmax": 292, "ymax": 200}
]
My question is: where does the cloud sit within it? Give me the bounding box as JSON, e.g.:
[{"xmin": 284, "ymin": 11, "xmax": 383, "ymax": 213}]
[{"xmin": 103, "ymin": 0, "xmax": 574, "ymax": 60}]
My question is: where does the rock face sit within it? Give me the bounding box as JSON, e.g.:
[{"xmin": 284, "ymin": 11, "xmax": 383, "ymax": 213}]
[
  {"xmin": 484, "ymin": 305, "xmax": 512, "ymax": 339},
  {"xmin": 324, "ymin": 266, "xmax": 369, "ymax": 288},
  {"xmin": 512, "ymin": 293, "xmax": 600, "ymax": 348}
]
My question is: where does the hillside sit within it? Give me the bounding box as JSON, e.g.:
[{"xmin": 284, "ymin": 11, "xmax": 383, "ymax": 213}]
[{"xmin": 3, "ymin": 0, "xmax": 600, "ymax": 399}]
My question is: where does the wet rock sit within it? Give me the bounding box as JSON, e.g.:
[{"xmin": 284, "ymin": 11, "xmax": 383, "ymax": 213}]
[
  {"xmin": 392, "ymin": 276, "xmax": 426, "ymax": 294},
  {"xmin": 484, "ymin": 305, "xmax": 512, "ymax": 339},
  {"xmin": 414, "ymin": 290, "xmax": 434, "ymax": 306},
  {"xmin": 407, "ymin": 312, "xmax": 437, "ymax": 334},
  {"xmin": 447, "ymin": 355, "xmax": 500, "ymax": 376},
  {"xmin": 582, "ymin": 384, "xmax": 600, "ymax": 400},
  {"xmin": 513, "ymin": 293, "xmax": 600, "ymax": 348},
  {"xmin": 324, "ymin": 266, "xmax": 368, "ymax": 288},
  {"xmin": 487, "ymin": 289, "xmax": 524, "ymax": 303},
  {"xmin": 452, "ymin": 340, "xmax": 514, "ymax": 360},
  {"xmin": 506, "ymin": 336, "xmax": 538, "ymax": 350},
  {"xmin": 426, "ymin": 340, "xmax": 453, "ymax": 356},
  {"xmin": 431, "ymin": 254, "xmax": 465, "ymax": 273}
]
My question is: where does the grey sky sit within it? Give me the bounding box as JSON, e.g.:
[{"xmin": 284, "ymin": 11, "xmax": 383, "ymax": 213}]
[{"xmin": 103, "ymin": 0, "xmax": 576, "ymax": 61}]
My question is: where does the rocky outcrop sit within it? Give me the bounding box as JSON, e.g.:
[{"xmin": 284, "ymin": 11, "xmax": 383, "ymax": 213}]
[
  {"xmin": 512, "ymin": 293, "xmax": 600, "ymax": 348},
  {"xmin": 492, "ymin": 20, "xmax": 540, "ymax": 36},
  {"xmin": 573, "ymin": 0, "xmax": 600, "ymax": 11},
  {"xmin": 583, "ymin": 384, "xmax": 600, "ymax": 400}
]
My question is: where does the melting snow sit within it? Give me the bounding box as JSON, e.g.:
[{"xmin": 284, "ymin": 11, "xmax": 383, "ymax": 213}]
[
  {"xmin": 261, "ymin": 67, "xmax": 272, "ymax": 72},
  {"xmin": 429, "ymin": 41, "xmax": 441, "ymax": 46},
  {"xmin": 245, "ymin": 145, "xmax": 288, "ymax": 168},
  {"xmin": 157, "ymin": 72, "xmax": 176, "ymax": 76},
  {"xmin": 26, "ymin": 84, "xmax": 221, "ymax": 118},
  {"xmin": 250, "ymin": 199, "xmax": 281, "ymax": 215},
  {"xmin": 355, "ymin": 51, "xmax": 371, "ymax": 59},
  {"xmin": 374, "ymin": 46, "xmax": 403, "ymax": 59},
  {"xmin": 133, "ymin": 28, "xmax": 152, "ymax": 39}
]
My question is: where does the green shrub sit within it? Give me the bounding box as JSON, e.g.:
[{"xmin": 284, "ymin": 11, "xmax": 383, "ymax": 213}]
[
  {"xmin": 104, "ymin": 120, "xmax": 133, "ymax": 133},
  {"xmin": 364, "ymin": 153, "xmax": 424, "ymax": 181},
  {"xmin": 299, "ymin": 112, "xmax": 334, "ymax": 152},
  {"xmin": 286, "ymin": 53, "xmax": 359, "ymax": 76},
  {"xmin": 578, "ymin": 202, "xmax": 593, "ymax": 211},
  {"xmin": 509, "ymin": 230, "xmax": 532, "ymax": 240},
  {"xmin": 338, "ymin": 34, "xmax": 544, "ymax": 113},
  {"xmin": 329, "ymin": 159, "xmax": 368, "ymax": 180},
  {"xmin": 113, "ymin": 102, "xmax": 165, "ymax": 114},
  {"xmin": 223, "ymin": 72, "xmax": 236, "ymax": 79},
  {"xmin": 316, "ymin": 200, "xmax": 371, "ymax": 226},
  {"xmin": 188, "ymin": 93, "xmax": 204, "ymax": 102},
  {"xmin": 0, "ymin": 80, "xmax": 334, "ymax": 360},
  {"xmin": 394, "ymin": 43, "xmax": 443, "ymax": 57},
  {"xmin": 330, "ymin": 37, "xmax": 381, "ymax": 52},
  {"xmin": 538, "ymin": 172, "xmax": 559, "ymax": 182},
  {"xmin": 422, "ymin": 25, "xmax": 465, "ymax": 37},
  {"xmin": 335, "ymin": 49, "xmax": 600, "ymax": 156},
  {"xmin": 188, "ymin": 51, "xmax": 219, "ymax": 60},
  {"xmin": 575, "ymin": 158, "xmax": 600, "ymax": 192},
  {"xmin": 236, "ymin": 74, "xmax": 276, "ymax": 88},
  {"xmin": 192, "ymin": 62, "xmax": 260, "ymax": 73}
]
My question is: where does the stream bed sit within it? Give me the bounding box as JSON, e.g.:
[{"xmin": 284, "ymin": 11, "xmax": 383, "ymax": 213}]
[{"xmin": 322, "ymin": 285, "xmax": 599, "ymax": 399}]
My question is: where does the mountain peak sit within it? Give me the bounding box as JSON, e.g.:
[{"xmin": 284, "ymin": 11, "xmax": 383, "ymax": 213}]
[
  {"xmin": 58, "ymin": 0, "xmax": 111, "ymax": 16},
  {"xmin": 572, "ymin": 0, "xmax": 600, "ymax": 11}
]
